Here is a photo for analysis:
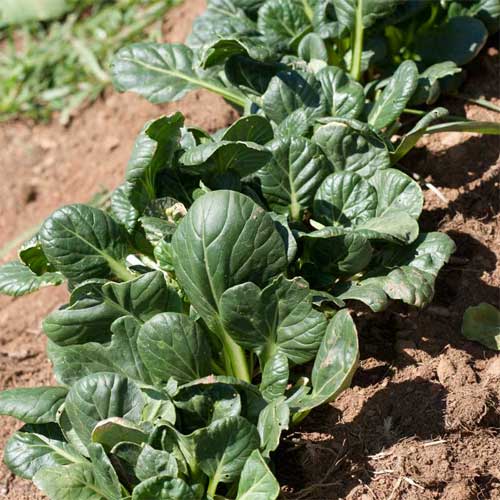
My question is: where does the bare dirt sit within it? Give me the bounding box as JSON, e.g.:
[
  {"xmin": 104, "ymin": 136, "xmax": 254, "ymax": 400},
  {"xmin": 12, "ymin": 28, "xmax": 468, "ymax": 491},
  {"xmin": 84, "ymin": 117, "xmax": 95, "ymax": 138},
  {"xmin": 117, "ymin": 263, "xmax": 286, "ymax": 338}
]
[{"xmin": 0, "ymin": 2, "xmax": 498, "ymax": 498}]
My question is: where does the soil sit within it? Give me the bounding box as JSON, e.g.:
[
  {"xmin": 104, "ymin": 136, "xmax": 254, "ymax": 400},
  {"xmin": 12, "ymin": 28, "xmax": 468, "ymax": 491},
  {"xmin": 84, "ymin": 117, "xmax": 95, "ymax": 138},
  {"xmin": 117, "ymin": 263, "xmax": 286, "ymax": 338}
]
[{"xmin": 0, "ymin": 2, "xmax": 498, "ymax": 498}]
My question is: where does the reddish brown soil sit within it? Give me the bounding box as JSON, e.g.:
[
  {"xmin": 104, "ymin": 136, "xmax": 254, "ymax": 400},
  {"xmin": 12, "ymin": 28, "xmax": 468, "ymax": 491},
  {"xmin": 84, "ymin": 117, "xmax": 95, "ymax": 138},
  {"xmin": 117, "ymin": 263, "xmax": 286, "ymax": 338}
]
[{"xmin": 0, "ymin": 2, "xmax": 498, "ymax": 498}]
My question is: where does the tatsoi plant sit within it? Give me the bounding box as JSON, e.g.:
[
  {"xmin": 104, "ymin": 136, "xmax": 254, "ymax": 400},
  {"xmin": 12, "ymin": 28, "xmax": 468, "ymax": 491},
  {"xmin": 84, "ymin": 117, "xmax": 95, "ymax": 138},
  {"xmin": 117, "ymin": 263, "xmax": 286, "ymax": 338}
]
[
  {"xmin": 110, "ymin": 27, "xmax": 500, "ymax": 168},
  {"xmin": 0, "ymin": 110, "xmax": 454, "ymax": 498},
  {"xmin": 110, "ymin": 0, "xmax": 500, "ymax": 117}
]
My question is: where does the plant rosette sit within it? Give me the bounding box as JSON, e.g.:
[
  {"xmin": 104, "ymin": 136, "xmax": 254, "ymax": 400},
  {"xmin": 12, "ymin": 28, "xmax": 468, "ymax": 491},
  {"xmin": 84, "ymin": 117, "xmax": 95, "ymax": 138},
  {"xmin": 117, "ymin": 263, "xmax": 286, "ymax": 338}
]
[{"xmin": 0, "ymin": 110, "xmax": 456, "ymax": 498}]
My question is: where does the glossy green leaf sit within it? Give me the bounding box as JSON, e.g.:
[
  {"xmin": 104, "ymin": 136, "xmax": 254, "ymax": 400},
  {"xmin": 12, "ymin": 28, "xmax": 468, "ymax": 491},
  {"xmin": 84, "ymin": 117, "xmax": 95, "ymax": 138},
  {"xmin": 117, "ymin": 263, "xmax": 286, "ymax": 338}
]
[
  {"xmin": 336, "ymin": 281, "xmax": 389, "ymax": 312},
  {"xmin": 257, "ymin": 398, "xmax": 289, "ymax": 456},
  {"xmin": 187, "ymin": 0, "xmax": 256, "ymax": 49},
  {"xmin": 135, "ymin": 445, "xmax": 178, "ymax": 481},
  {"xmin": 0, "ymin": 261, "xmax": 63, "ymax": 297},
  {"xmin": 237, "ymin": 449, "xmax": 280, "ymax": 499},
  {"xmin": 179, "ymin": 140, "xmax": 271, "ymax": 178},
  {"xmin": 333, "ymin": 0, "xmax": 398, "ymax": 30},
  {"xmin": 195, "ymin": 416, "xmax": 260, "ymax": 485},
  {"xmin": 391, "ymin": 107, "xmax": 449, "ymax": 164},
  {"xmin": 345, "ymin": 232, "xmax": 456, "ymax": 309},
  {"xmin": 313, "ymin": 172, "xmax": 377, "ymax": 226},
  {"xmin": 304, "ymin": 232, "xmax": 373, "ymax": 276},
  {"xmin": 138, "ymin": 312, "xmax": 211, "ymax": 386},
  {"xmin": 257, "ymin": 0, "xmax": 311, "ymax": 48},
  {"xmin": 44, "ymin": 271, "xmax": 181, "ymax": 346},
  {"xmin": 220, "ymin": 115, "xmax": 274, "ymax": 144},
  {"xmin": 39, "ymin": 204, "xmax": 131, "ymax": 283},
  {"xmin": 4, "ymin": 423, "xmax": 85, "ymax": 480},
  {"xmin": 65, "ymin": 373, "xmax": 145, "ymax": 445},
  {"xmin": 172, "ymin": 190, "xmax": 287, "ymax": 330},
  {"xmin": 462, "ymin": 303, "xmax": 500, "ymax": 351},
  {"xmin": 355, "ymin": 210, "xmax": 419, "ymax": 244},
  {"xmin": 298, "ymin": 33, "xmax": 328, "ymax": 62},
  {"xmin": 33, "ymin": 462, "xmax": 113, "ymax": 500},
  {"xmin": 18, "ymin": 234, "xmax": 56, "ymax": 275},
  {"xmin": 0, "ymin": 386, "xmax": 67, "ymax": 424},
  {"xmin": 225, "ymin": 56, "xmax": 284, "ymax": 95},
  {"xmin": 88, "ymin": 443, "xmax": 122, "ymax": 500},
  {"xmin": 368, "ymin": 168, "xmax": 423, "ymax": 219},
  {"xmin": 316, "ymin": 66, "xmax": 364, "ymax": 119},
  {"xmin": 48, "ymin": 316, "xmax": 153, "ymax": 385},
  {"xmin": 258, "ymin": 136, "xmax": 332, "ymax": 219},
  {"xmin": 220, "ymin": 276, "xmax": 327, "ymax": 363},
  {"xmin": 111, "ymin": 42, "xmax": 246, "ymax": 107},
  {"xmin": 174, "ymin": 382, "xmax": 241, "ymax": 432},
  {"xmin": 125, "ymin": 114, "xmax": 184, "ymax": 209},
  {"xmin": 410, "ymin": 62, "xmax": 462, "ymax": 106},
  {"xmin": 296, "ymin": 309, "xmax": 358, "ymax": 412},
  {"xmin": 111, "ymin": 183, "xmax": 140, "ymax": 233},
  {"xmin": 201, "ymin": 37, "xmax": 274, "ymax": 69},
  {"xmin": 313, "ymin": 120, "xmax": 390, "ymax": 178},
  {"xmin": 260, "ymin": 351, "xmax": 289, "ymax": 402},
  {"xmin": 415, "ymin": 16, "xmax": 488, "ymax": 66},
  {"xmin": 368, "ymin": 60, "xmax": 418, "ymax": 129},
  {"xmin": 132, "ymin": 475, "xmax": 200, "ymax": 500},
  {"xmin": 262, "ymin": 70, "xmax": 326, "ymax": 124}
]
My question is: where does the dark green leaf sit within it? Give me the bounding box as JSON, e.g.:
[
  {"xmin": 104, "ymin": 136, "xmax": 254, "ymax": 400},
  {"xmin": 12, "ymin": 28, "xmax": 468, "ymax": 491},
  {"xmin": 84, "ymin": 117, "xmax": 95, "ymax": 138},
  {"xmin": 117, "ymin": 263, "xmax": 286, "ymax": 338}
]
[
  {"xmin": 316, "ymin": 65, "xmax": 364, "ymax": 119},
  {"xmin": 44, "ymin": 272, "xmax": 181, "ymax": 346},
  {"xmin": 237, "ymin": 449, "xmax": 280, "ymax": 499},
  {"xmin": 220, "ymin": 115, "xmax": 274, "ymax": 144},
  {"xmin": 174, "ymin": 382, "xmax": 241, "ymax": 432},
  {"xmin": 4, "ymin": 423, "xmax": 84, "ymax": 480},
  {"xmin": 312, "ymin": 120, "xmax": 390, "ymax": 177},
  {"xmin": 258, "ymin": 136, "xmax": 332, "ymax": 218},
  {"xmin": 298, "ymin": 33, "xmax": 328, "ymax": 62},
  {"xmin": 257, "ymin": 0, "xmax": 311, "ymax": 49},
  {"xmin": 260, "ymin": 351, "xmax": 289, "ymax": 402},
  {"xmin": 201, "ymin": 37, "xmax": 274, "ymax": 69},
  {"xmin": 0, "ymin": 386, "xmax": 67, "ymax": 424},
  {"xmin": 33, "ymin": 462, "xmax": 114, "ymax": 499},
  {"xmin": 297, "ymin": 309, "xmax": 358, "ymax": 411},
  {"xmin": 220, "ymin": 276, "xmax": 327, "ymax": 363},
  {"xmin": 257, "ymin": 398, "xmax": 289, "ymax": 456},
  {"xmin": 313, "ymin": 172, "xmax": 377, "ymax": 226},
  {"xmin": 126, "ymin": 114, "xmax": 184, "ymax": 210},
  {"xmin": 262, "ymin": 70, "xmax": 326, "ymax": 124},
  {"xmin": 88, "ymin": 443, "xmax": 122, "ymax": 500},
  {"xmin": 138, "ymin": 312, "xmax": 211, "ymax": 386},
  {"xmin": 172, "ymin": 190, "xmax": 286, "ymax": 330},
  {"xmin": 180, "ymin": 140, "xmax": 271, "ymax": 178},
  {"xmin": 0, "ymin": 261, "xmax": 63, "ymax": 297},
  {"xmin": 18, "ymin": 234, "xmax": 56, "ymax": 275},
  {"xmin": 415, "ymin": 16, "xmax": 488, "ymax": 66},
  {"xmin": 368, "ymin": 60, "xmax": 418, "ymax": 130},
  {"xmin": 111, "ymin": 42, "xmax": 246, "ymax": 106},
  {"xmin": 65, "ymin": 373, "xmax": 145, "ymax": 445},
  {"xmin": 132, "ymin": 475, "xmax": 200, "ymax": 500},
  {"xmin": 195, "ymin": 416, "xmax": 260, "ymax": 484},
  {"xmin": 39, "ymin": 204, "xmax": 131, "ymax": 283},
  {"xmin": 135, "ymin": 445, "xmax": 178, "ymax": 481}
]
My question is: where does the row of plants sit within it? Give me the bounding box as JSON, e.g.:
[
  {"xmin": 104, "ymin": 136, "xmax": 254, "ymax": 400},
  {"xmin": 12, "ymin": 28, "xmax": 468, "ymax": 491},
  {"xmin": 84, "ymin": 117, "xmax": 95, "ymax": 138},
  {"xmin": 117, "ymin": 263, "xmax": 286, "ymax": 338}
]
[{"xmin": 0, "ymin": 0, "xmax": 498, "ymax": 498}]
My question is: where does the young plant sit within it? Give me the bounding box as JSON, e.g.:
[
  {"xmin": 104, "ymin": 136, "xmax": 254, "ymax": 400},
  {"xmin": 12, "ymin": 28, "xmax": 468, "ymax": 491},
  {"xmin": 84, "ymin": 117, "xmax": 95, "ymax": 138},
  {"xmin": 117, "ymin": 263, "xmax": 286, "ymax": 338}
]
[
  {"xmin": 110, "ymin": 0, "xmax": 500, "ymax": 116},
  {"xmin": 0, "ymin": 109, "xmax": 454, "ymax": 498}
]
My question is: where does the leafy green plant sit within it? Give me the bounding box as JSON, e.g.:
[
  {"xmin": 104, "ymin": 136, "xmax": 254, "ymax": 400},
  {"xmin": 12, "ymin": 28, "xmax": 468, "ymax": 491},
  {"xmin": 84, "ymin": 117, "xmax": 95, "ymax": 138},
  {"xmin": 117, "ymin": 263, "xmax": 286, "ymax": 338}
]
[
  {"xmin": 110, "ymin": 21, "xmax": 499, "ymax": 179},
  {"xmin": 0, "ymin": 108, "xmax": 456, "ymax": 497},
  {"xmin": 110, "ymin": 0, "xmax": 500, "ymax": 121}
]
